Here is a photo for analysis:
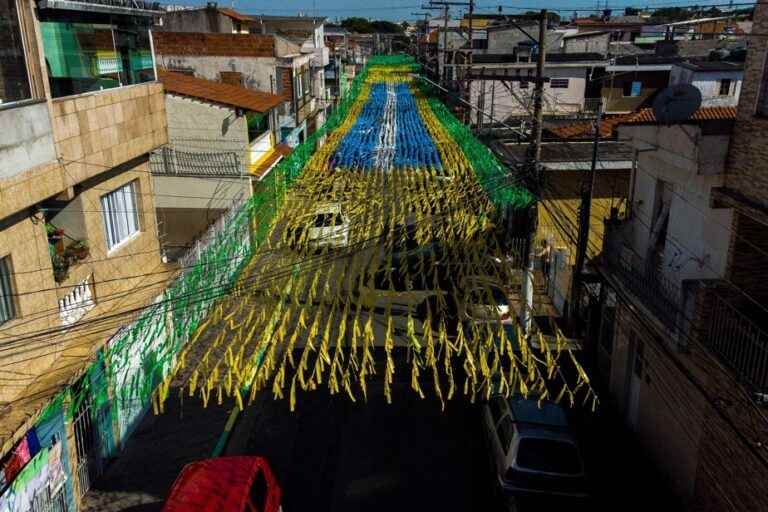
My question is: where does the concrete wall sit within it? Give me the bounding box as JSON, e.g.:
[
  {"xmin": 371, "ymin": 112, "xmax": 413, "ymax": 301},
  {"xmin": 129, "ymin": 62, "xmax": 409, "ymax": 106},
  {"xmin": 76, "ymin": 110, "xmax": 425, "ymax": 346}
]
[
  {"xmin": 470, "ymin": 66, "xmax": 588, "ymax": 119},
  {"xmin": 158, "ymin": 10, "xmax": 234, "ymax": 34},
  {"xmin": 619, "ymin": 124, "xmax": 733, "ymax": 291},
  {"xmin": 486, "ymin": 24, "xmax": 538, "ymax": 53},
  {"xmin": 562, "ymin": 33, "xmax": 610, "ymax": 54},
  {"xmin": 155, "ymin": 54, "xmax": 278, "ymax": 93},
  {"xmin": 670, "ymin": 65, "xmax": 743, "ymax": 107},
  {"xmin": 0, "ymin": 101, "xmax": 56, "ymax": 179},
  {"xmin": 165, "ymin": 94, "xmax": 248, "ymax": 150}
]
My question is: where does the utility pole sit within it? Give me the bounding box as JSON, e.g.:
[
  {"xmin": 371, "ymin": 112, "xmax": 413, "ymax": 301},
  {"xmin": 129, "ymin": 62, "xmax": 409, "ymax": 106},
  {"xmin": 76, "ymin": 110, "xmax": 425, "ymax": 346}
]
[
  {"xmin": 466, "ymin": 0, "xmax": 474, "ymax": 124},
  {"xmin": 569, "ymin": 100, "xmax": 603, "ymax": 331},
  {"xmin": 411, "ymin": 12, "xmax": 430, "ymax": 64},
  {"xmin": 521, "ymin": 9, "xmax": 547, "ymax": 334}
]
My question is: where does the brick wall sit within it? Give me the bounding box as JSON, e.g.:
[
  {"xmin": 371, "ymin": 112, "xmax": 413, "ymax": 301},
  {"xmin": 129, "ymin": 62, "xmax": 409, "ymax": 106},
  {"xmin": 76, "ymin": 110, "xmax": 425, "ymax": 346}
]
[
  {"xmin": 279, "ymin": 67, "xmax": 294, "ymax": 103},
  {"xmin": 50, "ymin": 82, "xmax": 168, "ymax": 192},
  {"xmin": 724, "ymin": 4, "xmax": 768, "ymax": 209},
  {"xmin": 153, "ymin": 32, "xmax": 275, "ymax": 58}
]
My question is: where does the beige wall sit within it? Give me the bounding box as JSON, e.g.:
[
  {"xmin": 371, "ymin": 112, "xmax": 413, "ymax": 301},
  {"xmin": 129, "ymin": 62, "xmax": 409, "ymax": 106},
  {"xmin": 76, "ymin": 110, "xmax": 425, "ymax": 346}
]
[{"xmin": 0, "ymin": 163, "xmax": 164, "ymax": 405}]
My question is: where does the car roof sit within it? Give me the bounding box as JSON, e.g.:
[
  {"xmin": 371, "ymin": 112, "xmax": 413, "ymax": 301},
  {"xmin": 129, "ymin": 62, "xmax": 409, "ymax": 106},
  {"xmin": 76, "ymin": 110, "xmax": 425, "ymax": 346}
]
[
  {"xmin": 163, "ymin": 456, "xmax": 274, "ymax": 512},
  {"xmin": 507, "ymin": 394, "xmax": 570, "ymax": 429}
]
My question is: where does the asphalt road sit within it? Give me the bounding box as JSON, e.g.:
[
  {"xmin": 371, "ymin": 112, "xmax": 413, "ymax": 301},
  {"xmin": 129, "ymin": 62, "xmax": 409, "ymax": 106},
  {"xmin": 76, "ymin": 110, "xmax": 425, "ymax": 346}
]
[{"xmin": 226, "ymin": 352, "xmax": 499, "ymax": 512}]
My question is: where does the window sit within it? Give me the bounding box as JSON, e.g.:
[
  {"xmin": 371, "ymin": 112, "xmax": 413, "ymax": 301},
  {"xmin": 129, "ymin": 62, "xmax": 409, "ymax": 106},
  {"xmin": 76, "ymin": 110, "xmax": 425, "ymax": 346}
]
[
  {"xmin": 40, "ymin": 13, "xmax": 155, "ymax": 99},
  {"xmin": 0, "ymin": 0, "xmax": 32, "ymax": 103},
  {"xmin": 516, "ymin": 438, "xmax": 582, "ymax": 474},
  {"xmin": 489, "ymin": 397, "xmax": 506, "ymax": 426},
  {"xmin": 247, "ymin": 472, "xmax": 268, "ymax": 512},
  {"xmin": 549, "ymin": 78, "xmax": 570, "ymax": 89},
  {"xmin": 247, "ymin": 112, "xmax": 269, "ymax": 142},
  {"xmin": 101, "ymin": 181, "xmax": 140, "ymax": 251},
  {"xmin": 0, "ymin": 256, "xmax": 16, "ymax": 326},
  {"xmin": 496, "ymin": 416, "xmax": 514, "ymax": 452},
  {"xmin": 622, "ymin": 80, "xmax": 642, "ymax": 97},
  {"xmin": 719, "ymin": 78, "xmax": 732, "ymax": 96}
]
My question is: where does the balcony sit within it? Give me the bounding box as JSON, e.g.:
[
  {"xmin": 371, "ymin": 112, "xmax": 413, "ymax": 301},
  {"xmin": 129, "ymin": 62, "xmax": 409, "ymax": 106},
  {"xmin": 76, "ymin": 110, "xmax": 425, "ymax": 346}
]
[
  {"xmin": 58, "ymin": 274, "xmax": 95, "ymax": 327},
  {"xmin": 47, "ymin": 224, "xmax": 91, "ymax": 284},
  {"xmin": 602, "ymin": 219, "xmax": 683, "ymax": 332},
  {"xmin": 704, "ymin": 286, "xmax": 768, "ymax": 392}
]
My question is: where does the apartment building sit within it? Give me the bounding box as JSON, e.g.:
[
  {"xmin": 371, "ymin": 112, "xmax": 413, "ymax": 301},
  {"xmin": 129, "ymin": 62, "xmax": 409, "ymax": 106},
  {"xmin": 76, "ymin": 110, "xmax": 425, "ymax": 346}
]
[
  {"xmin": 153, "ymin": 30, "xmax": 320, "ymax": 147},
  {"xmin": 592, "ymin": 5, "xmax": 768, "ymax": 507},
  {"xmin": 0, "ymin": 0, "xmax": 168, "ymax": 509},
  {"xmin": 152, "ymin": 70, "xmax": 285, "ymax": 259}
]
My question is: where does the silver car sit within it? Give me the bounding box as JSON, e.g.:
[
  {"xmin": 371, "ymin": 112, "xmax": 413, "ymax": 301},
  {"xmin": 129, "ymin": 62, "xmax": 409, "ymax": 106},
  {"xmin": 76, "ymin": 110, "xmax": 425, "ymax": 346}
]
[{"xmin": 481, "ymin": 393, "xmax": 588, "ymax": 509}]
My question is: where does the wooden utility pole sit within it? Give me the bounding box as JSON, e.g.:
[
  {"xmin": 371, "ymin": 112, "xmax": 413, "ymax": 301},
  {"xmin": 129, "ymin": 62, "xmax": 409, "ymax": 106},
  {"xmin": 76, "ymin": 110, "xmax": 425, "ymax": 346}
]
[
  {"xmin": 521, "ymin": 9, "xmax": 547, "ymax": 334},
  {"xmin": 569, "ymin": 100, "xmax": 603, "ymax": 330}
]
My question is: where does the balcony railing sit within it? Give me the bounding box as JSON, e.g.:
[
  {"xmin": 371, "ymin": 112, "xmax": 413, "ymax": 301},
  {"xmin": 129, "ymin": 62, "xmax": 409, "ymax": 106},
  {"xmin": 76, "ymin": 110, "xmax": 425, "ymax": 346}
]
[
  {"xmin": 708, "ymin": 292, "xmax": 768, "ymax": 392},
  {"xmin": 603, "ymin": 241, "xmax": 682, "ymax": 331},
  {"xmin": 59, "ymin": 274, "xmax": 95, "ymax": 326},
  {"xmin": 150, "ymin": 147, "xmax": 242, "ymax": 177}
]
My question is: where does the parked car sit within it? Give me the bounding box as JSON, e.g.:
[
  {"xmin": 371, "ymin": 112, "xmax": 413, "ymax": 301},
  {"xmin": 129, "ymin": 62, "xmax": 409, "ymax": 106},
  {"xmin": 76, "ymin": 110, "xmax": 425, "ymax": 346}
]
[
  {"xmin": 481, "ymin": 393, "xmax": 588, "ymax": 509},
  {"xmin": 163, "ymin": 456, "xmax": 282, "ymax": 512},
  {"xmin": 291, "ymin": 203, "xmax": 350, "ymax": 250}
]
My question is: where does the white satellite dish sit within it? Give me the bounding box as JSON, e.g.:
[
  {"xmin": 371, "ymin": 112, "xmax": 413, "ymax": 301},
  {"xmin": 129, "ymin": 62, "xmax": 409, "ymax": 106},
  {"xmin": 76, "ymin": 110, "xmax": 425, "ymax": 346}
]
[{"xmin": 652, "ymin": 84, "xmax": 702, "ymax": 124}]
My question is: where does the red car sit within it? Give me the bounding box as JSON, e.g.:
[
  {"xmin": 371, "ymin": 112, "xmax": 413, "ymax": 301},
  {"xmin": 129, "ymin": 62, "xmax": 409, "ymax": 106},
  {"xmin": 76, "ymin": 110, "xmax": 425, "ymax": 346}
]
[{"xmin": 163, "ymin": 456, "xmax": 282, "ymax": 512}]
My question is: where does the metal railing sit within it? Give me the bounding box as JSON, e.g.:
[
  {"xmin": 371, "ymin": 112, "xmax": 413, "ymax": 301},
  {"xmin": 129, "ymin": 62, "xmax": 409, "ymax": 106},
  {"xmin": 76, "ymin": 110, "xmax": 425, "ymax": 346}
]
[
  {"xmin": 150, "ymin": 147, "xmax": 242, "ymax": 177},
  {"xmin": 708, "ymin": 293, "xmax": 768, "ymax": 392},
  {"xmin": 604, "ymin": 245, "xmax": 682, "ymax": 331}
]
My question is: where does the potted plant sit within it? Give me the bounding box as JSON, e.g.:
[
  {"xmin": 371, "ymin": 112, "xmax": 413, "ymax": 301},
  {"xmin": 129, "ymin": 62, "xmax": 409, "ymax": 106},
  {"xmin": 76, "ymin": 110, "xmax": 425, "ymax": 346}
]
[
  {"xmin": 50, "ymin": 248, "xmax": 69, "ymax": 284},
  {"xmin": 46, "ymin": 223, "xmax": 66, "ymax": 255},
  {"xmin": 66, "ymin": 240, "xmax": 90, "ymax": 261}
]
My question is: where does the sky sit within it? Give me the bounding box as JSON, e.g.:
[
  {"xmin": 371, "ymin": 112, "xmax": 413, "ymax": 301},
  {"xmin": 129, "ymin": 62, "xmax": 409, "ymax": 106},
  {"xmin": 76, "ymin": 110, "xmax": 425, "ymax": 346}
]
[{"xmin": 174, "ymin": 0, "xmax": 751, "ymax": 22}]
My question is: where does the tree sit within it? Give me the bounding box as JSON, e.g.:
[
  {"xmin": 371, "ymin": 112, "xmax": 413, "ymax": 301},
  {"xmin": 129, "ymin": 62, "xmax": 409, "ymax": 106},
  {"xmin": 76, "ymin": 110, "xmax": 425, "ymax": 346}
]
[{"xmin": 341, "ymin": 17, "xmax": 373, "ymax": 33}]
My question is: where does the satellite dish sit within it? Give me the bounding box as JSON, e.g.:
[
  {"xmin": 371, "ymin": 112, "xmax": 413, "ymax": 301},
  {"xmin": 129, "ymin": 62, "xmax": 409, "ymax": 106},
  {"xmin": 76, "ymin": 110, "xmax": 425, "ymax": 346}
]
[{"xmin": 652, "ymin": 84, "xmax": 702, "ymax": 124}]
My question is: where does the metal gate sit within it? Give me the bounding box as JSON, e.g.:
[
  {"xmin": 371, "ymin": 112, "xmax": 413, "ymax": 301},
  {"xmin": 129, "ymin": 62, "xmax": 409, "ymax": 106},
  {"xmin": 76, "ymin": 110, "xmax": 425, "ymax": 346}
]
[
  {"xmin": 72, "ymin": 397, "xmax": 101, "ymax": 498},
  {"xmin": 31, "ymin": 483, "xmax": 68, "ymax": 512}
]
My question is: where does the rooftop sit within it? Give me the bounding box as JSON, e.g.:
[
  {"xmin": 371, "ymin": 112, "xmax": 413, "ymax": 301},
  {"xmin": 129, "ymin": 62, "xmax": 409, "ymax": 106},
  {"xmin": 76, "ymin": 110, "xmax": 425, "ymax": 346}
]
[
  {"xmin": 158, "ymin": 70, "xmax": 284, "ymax": 113},
  {"xmin": 620, "ymin": 106, "xmax": 737, "ymax": 124},
  {"xmin": 676, "ymin": 60, "xmax": 744, "ymax": 72},
  {"xmin": 500, "ymin": 140, "xmax": 634, "ymax": 165},
  {"xmin": 574, "ymin": 15, "xmax": 646, "ymax": 26}
]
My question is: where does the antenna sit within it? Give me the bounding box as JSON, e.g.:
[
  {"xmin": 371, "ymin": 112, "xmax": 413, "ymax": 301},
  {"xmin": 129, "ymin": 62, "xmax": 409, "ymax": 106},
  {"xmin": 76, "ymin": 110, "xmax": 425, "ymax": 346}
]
[{"xmin": 652, "ymin": 84, "xmax": 703, "ymax": 124}]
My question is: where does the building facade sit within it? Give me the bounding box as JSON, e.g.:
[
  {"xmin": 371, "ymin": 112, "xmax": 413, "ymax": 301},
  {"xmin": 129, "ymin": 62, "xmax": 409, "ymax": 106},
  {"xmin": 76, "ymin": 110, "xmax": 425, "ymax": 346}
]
[
  {"xmin": 0, "ymin": 0, "xmax": 168, "ymax": 509},
  {"xmin": 593, "ymin": 5, "xmax": 768, "ymax": 504}
]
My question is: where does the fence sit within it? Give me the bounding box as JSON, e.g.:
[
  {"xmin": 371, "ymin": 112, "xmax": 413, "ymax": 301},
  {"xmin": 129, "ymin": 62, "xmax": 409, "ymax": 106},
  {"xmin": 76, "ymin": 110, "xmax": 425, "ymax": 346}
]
[{"xmin": 708, "ymin": 292, "xmax": 768, "ymax": 392}]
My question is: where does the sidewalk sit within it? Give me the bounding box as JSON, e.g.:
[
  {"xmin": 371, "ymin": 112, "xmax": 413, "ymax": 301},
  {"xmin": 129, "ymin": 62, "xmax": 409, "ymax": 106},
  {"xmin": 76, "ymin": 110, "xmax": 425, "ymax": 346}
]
[{"xmin": 81, "ymin": 387, "xmax": 230, "ymax": 512}]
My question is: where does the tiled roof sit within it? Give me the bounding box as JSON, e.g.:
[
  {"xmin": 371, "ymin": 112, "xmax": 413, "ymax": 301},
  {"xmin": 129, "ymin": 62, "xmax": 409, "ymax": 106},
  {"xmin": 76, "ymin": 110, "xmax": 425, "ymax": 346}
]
[
  {"xmin": 548, "ymin": 114, "xmax": 635, "ymax": 139},
  {"xmin": 620, "ymin": 106, "xmax": 737, "ymax": 124},
  {"xmin": 250, "ymin": 144, "xmax": 292, "ymax": 179},
  {"xmin": 153, "ymin": 32, "xmax": 274, "ymax": 57},
  {"xmin": 158, "ymin": 70, "xmax": 283, "ymax": 113},
  {"xmin": 217, "ymin": 7, "xmax": 253, "ymax": 22}
]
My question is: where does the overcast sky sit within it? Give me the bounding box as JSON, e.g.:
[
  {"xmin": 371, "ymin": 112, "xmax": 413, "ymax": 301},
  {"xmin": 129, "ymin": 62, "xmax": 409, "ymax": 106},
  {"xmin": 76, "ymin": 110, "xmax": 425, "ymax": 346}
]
[{"xmin": 175, "ymin": 1, "xmax": 746, "ymax": 22}]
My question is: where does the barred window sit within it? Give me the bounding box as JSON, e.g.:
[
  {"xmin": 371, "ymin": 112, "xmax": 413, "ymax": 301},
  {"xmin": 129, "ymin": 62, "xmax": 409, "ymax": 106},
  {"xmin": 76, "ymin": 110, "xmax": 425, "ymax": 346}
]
[
  {"xmin": 0, "ymin": 256, "xmax": 16, "ymax": 326},
  {"xmin": 549, "ymin": 78, "xmax": 570, "ymax": 89}
]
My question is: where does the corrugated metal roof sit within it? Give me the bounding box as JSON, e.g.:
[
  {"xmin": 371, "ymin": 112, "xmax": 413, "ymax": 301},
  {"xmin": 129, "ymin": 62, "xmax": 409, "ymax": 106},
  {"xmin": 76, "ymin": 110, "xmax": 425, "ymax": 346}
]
[{"xmin": 158, "ymin": 69, "xmax": 283, "ymax": 113}]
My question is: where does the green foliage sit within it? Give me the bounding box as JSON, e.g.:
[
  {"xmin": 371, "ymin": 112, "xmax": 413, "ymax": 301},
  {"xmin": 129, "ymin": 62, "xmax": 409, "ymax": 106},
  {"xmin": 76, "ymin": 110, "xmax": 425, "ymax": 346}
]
[{"xmin": 340, "ymin": 17, "xmax": 404, "ymax": 34}]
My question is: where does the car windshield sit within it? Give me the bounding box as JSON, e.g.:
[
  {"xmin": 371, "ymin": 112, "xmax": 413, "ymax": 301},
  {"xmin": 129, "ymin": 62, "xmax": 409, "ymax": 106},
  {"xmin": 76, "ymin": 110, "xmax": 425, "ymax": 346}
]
[
  {"xmin": 313, "ymin": 213, "xmax": 344, "ymax": 227},
  {"xmin": 516, "ymin": 438, "xmax": 582, "ymax": 475}
]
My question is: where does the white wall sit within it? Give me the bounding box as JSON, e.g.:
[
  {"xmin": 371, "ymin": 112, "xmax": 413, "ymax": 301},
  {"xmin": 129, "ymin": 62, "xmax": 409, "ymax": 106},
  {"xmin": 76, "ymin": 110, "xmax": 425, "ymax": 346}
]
[
  {"xmin": 470, "ymin": 66, "xmax": 588, "ymax": 120},
  {"xmin": 669, "ymin": 65, "xmax": 743, "ymax": 107},
  {"xmin": 619, "ymin": 124, "xmax": 733, "ymax": 291}
]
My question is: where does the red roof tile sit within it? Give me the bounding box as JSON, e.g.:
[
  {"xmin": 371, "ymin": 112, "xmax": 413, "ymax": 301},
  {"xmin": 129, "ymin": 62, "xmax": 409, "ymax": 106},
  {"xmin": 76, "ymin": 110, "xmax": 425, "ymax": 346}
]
[
  {"xmin": 621, "ymin": 106, "xmax": 737, "ymax": 124},
  {"xmin": 158, "ymin": 70, "xmax": 283, "ymax": 113},
  {"xmin": 549, "ymin": 114, "xmax": 635, "ymax": 139},
  {"xmin": 217, "ymin": 7, "xmax": 253, "ymax": 22},
  {"xmin": 153, "ymin": 32, "xmax": 274, "ymax": 58}
]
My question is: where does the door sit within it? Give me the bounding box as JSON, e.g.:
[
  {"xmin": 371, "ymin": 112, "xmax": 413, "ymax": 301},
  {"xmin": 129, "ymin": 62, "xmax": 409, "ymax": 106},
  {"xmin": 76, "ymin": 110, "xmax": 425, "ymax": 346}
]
[{"xmin": 625, "ymin": 331, "xmax": 643, "ymax": 430}]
